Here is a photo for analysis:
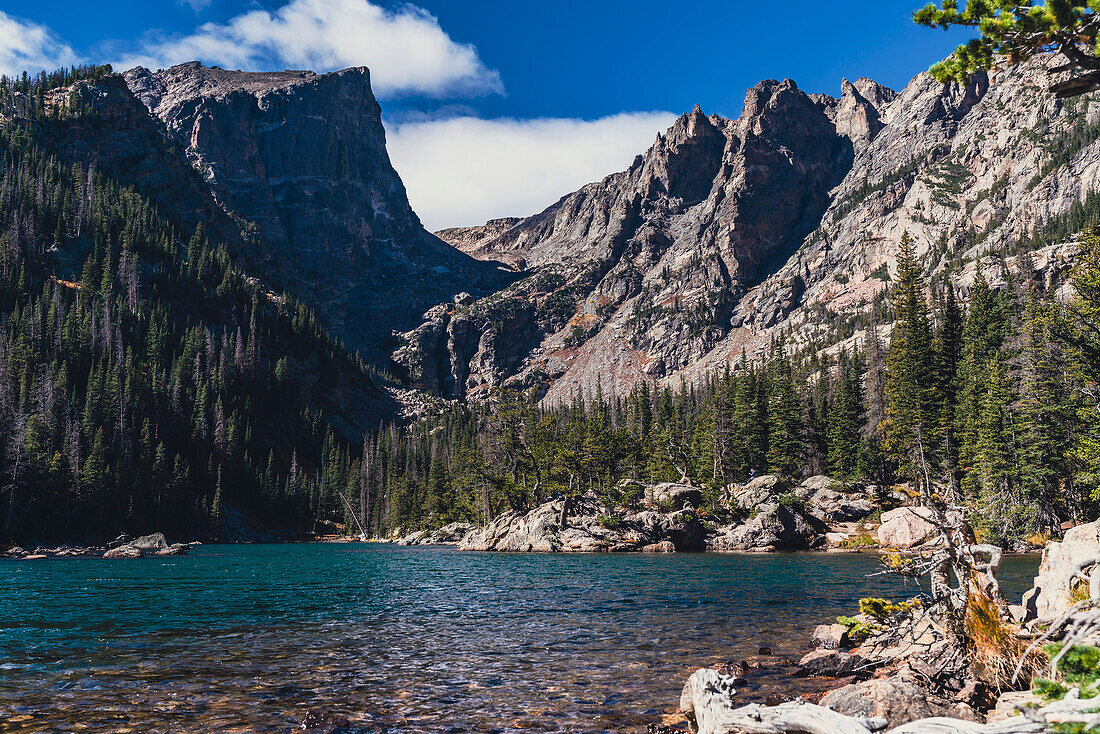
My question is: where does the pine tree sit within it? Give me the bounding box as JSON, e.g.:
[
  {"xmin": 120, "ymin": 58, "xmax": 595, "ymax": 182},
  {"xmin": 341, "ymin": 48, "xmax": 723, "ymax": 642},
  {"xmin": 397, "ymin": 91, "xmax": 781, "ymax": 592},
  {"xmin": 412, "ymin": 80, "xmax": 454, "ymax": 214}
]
[{"xmin": 883, "ymin": 232, "xmax": 936, "ymax": 483}]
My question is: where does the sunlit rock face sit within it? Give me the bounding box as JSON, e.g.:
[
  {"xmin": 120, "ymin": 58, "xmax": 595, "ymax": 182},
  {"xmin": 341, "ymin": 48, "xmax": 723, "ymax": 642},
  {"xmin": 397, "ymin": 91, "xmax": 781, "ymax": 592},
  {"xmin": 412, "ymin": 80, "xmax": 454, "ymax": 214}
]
[
  {"xmin": 126, "ymin": 62, "xmax": 504, "ymax": 364},
  {"xmin": 414, "ymin": 57, "xmax": 1092, "ymax": 402}
]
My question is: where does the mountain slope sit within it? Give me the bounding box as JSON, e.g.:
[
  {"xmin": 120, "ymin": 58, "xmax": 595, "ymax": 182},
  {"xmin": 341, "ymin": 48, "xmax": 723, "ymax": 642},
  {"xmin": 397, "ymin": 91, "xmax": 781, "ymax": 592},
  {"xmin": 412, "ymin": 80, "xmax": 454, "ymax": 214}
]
[
  {"xmin": 410, "ymin": 57, "xmax": 1092, "ymax": 403},
  {"xmin": 124, "ymin": 63, "xmax": 508, "ymax": 364}
]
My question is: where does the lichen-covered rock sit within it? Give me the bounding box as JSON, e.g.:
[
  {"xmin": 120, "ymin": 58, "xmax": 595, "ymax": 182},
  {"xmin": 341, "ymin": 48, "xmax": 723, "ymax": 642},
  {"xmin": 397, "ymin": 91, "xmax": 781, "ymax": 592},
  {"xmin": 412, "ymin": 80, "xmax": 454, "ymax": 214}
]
[
  {"xmin": 130, "ymin": 533, "xmax": 169, "ymax": 551},
  {"xmin": 805, "ymin": 488, "xmax": 875, "ymax": 524},
  {"xmin": 730, "ymin": 475, "xmax": 790, "ymax": 512},
  {"xmin": 645, "ymin": 483, "xmax": 704, "ymax": 510},
  {"xmin": 819, "ymin": 677, "xmax": 946, "ymax": 727}
]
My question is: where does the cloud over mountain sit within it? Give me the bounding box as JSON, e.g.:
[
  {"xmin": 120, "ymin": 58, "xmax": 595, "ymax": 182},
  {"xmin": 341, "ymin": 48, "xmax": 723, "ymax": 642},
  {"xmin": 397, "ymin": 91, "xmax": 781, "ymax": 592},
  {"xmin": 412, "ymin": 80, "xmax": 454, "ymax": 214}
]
[{"xmin": 387, "ymin": 111, "xmax": 678, "ymax": 231}]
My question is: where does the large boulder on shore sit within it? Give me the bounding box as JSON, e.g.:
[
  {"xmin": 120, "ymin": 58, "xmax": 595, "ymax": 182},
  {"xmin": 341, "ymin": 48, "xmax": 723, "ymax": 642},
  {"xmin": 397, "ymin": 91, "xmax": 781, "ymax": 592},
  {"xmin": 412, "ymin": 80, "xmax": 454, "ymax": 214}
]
[
  {"xmin": 709, "ymin": 502, "xmax": 819, "ymax": 552},
  {"xmin": 806, "ymin": 488, "xmax": 875, "ymax": 524},
  {"xmin": 877, "ymin": 507, "xmax": 938, "ymax": 549},
  {"xmin": 819, "ymin": 677, "xmax": 950, "ymax": 727},
  {"xmin": 457, "ymin": 496, "xmax": 705, "ymax": 552},
  {"xmin": 730, "ymin": 475, "xmax": 788, "ymax": 511},
  {"xmin": 1023, "ymin": 519, "xmax": 1100, "ymax": 623},
  {"xmin": 645, "ymin": 483, "xmax": 704, "ymax": 510}
]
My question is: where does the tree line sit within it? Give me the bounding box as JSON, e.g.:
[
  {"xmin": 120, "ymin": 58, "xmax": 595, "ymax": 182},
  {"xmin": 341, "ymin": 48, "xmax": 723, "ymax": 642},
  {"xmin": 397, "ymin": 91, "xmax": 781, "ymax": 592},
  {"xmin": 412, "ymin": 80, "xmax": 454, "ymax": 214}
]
[
  {"xmin": 338, "ymin": 232, "xmax": 1100, "ymax": 547},
  {"xmin": 0, "ymin": 102, "xmax": 381, "ymax": 545}
]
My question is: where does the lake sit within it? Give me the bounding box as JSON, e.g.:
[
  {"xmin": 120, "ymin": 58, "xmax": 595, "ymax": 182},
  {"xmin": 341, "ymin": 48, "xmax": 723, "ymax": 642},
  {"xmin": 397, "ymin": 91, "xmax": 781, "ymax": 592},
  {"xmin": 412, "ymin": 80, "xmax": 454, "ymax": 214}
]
[{"xmin": 0, "ymin": 544, "xmax": 1039, "ymax": 733}]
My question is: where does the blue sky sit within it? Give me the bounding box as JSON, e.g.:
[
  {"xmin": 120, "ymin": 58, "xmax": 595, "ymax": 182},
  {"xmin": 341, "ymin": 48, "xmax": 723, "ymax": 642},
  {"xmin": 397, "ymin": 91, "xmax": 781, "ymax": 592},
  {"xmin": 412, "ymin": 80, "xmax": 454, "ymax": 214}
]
[{"xmin": 0, "ymin": 0, "xmax": 974, "ymax": 229}]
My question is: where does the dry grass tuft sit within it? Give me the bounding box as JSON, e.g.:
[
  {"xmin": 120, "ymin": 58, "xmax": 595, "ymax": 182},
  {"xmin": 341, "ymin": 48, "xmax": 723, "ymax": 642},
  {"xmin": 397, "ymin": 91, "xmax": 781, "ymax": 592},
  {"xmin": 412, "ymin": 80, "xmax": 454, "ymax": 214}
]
[{"xmin": 965, "ymin": 580, "xmax": 1046, "ymax": 690}]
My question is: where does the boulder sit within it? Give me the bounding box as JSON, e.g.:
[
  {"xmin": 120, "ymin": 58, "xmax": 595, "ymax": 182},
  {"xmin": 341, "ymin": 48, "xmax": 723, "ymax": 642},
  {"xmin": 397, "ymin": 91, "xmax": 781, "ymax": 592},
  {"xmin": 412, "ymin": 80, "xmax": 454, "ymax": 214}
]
[
  {"xmin": 794, "ymin": 649, "xmax": 864, "ymax": 677},
  {"xmin": 986, "ymin": 690, "xmax": 1043, "ymax": 723},
  {"xmin": 1023, "ymin": 519, "xmax": 1100, "ymax": 623},
  {"xmin": 645, "ymin": 483, "xmax": 704, "ymax": 510},
  {"xmin": 877, "ymin": 507, "xmax": 938, "ymax": 549},
  {"xmin": 819, "ymin": 677, "xmax": 944, "ymax": 727},
  {"xmin": 730, "ymin": 474, "xmax": 788, "ymax": 511},
  {"xmin": 800, "ymin": 475, "xmax": 836, "ymax": 493},
  {"xmin": 458, "ymin": 503, "xmax": 561, "ymax": 552},
  {"xmin": 642, "ymin": 541, "xmax": 677, "ymax": 552},
  {"xmin": 103, "ymin": 545, "xmax": 143, "ymax": 559},
  {"xmin": 130, "ymin": 533, "xmax": 169, "ymax": 551},
  {"xmin": 155, "ymin": 546, "xmax": 186, "ymax": 556},
  {"xmin": 812, "ymin": 623, "xmax": 850, "ymax": 650},
  {"xmin": 709, "ymin": 502, "xmax": 819, "ymax": 552},
  {"xmin": 806, "ymin": 488, "xmax": 875, "ymax": 524},
  {"xmin": 458, "ymin": 497, "xmax": 705, "ymax": 553},
  {"xmin": 22, "ymin": 554, "xmax": 48, "ymax": 560},
  {"xmin": 395, "ymin": 530, "xmax": 427, "ymax": 546}
]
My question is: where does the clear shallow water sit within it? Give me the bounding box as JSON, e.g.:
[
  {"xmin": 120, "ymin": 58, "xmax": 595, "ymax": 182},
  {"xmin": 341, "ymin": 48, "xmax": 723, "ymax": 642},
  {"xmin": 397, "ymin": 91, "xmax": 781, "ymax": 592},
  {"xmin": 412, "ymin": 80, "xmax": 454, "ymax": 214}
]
[{"xmin": 0, "ymin": 545, "xmax": 1039, "ymax": 733}]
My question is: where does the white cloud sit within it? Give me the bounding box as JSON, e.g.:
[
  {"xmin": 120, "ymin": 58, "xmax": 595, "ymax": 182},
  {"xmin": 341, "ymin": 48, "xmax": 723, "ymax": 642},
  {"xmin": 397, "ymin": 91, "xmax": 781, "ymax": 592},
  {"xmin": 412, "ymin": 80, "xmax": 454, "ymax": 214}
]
[
  {"xmin": 117, "ymin": 0, "xmax": 502, "ymax": 98},
  {"xmin": 386, "ymin": 112, "xmax": 678, "ymax": 231},
  {"xmin": 0, "ymin": 11, "xmax": 80, "ymax": 78}
]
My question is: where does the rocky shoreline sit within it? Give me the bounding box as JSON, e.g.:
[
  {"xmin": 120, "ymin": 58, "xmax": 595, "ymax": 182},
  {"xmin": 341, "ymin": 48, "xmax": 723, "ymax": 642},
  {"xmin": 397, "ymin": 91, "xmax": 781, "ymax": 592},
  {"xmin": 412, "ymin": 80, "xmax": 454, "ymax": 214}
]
[
  {"xmin": 2, "ymin": 532, "xmax": 194, "ymax": 560},
  {"xmin": 671, "ymin": 520, "xmax": 1100, "ymax": 733},
  {"xmin": 395, "ymin": 474, "xmax": 1021, "ymax": 556}
]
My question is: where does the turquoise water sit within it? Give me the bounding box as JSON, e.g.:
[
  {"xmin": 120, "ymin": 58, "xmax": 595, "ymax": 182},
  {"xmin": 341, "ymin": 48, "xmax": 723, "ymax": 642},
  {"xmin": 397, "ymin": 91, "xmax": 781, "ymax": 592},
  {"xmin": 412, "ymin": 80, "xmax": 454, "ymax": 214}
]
[{"xmin": 0, "ymin": 545, "xmax": 1038, "ymax": 733}]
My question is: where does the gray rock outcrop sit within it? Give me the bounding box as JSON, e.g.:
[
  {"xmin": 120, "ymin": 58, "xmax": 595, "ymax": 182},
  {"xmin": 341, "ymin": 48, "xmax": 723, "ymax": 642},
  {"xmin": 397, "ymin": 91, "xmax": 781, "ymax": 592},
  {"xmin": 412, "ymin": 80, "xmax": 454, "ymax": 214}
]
[
  {"xmin": 457, "ymin": 496, "xmax": 705, "ymax": 552},
  {"xmin": 396, "ymin": 522, "xmax": 475, "ymax": 546},
  {"xmin": 124, "ymin": 63, "xmax": 506, "ymax": 365},
  {"xmin": 412, "ymin": 57, "xmax": 1095, "ymax": 406},
  {"xmin": 1023, "ymin": 519, "xmax": 1100, "ymax": 623}
]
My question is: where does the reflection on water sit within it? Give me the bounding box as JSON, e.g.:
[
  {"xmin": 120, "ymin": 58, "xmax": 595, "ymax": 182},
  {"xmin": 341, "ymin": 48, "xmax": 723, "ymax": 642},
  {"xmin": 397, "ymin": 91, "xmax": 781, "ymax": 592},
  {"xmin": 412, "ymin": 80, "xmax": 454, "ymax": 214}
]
[{"xmin": 0, "ymin": 545, "xmax": 1038, "ymax": 733}]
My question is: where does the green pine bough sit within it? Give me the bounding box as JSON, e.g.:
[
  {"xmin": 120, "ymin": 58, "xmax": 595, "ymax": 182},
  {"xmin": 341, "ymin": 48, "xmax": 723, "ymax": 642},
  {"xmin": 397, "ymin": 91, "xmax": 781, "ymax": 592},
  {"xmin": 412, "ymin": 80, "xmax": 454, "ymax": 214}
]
[{"xmin": 915, "ymin": 0, "xmax": 1100, "ymax": 97}]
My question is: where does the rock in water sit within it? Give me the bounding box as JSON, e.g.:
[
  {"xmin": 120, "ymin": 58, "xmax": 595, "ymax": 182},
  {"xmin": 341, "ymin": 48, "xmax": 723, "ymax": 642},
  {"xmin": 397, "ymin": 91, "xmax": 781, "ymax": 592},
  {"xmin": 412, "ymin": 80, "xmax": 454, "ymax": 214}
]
[
  {"xmin": 130, "ymin": 533, "xmax": 169, "ymax": 551},
  {"xmin": 103, "ymin": 545, "xmax": 143, "ymax": 559}
]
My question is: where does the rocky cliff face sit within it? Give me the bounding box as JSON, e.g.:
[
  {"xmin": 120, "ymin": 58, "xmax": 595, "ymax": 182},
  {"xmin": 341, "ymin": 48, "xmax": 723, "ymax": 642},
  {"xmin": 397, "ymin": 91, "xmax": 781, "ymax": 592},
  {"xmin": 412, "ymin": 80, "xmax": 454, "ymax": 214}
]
[
  {"xmin": 409, "ymin": 57, "xmax": 1094, "ymax": 402},
  {"xmin": 124, "ymin": 63, "xmax": 506, "ymax": 364}
]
